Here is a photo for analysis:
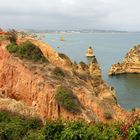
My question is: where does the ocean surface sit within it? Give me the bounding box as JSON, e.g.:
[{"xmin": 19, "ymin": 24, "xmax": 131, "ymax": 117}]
[{"xmin": 44, "ymin": 33, "xmax": 140, "ymax": 110}]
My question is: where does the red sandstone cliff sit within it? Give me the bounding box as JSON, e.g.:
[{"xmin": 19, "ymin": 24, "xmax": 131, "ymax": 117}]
[{"xmin": 0, "ymin": 39, "xmax": 128, "ymax": 123}]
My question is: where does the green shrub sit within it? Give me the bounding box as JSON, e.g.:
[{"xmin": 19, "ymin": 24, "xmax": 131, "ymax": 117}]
[
  {"xmin": 104, "ymin": 112, "xmax": 113, "ymax": 119},
  {"xmin": 59, "ymin": 53, "xmax": 72, "ymax": 66},
  {"xmin": 85, "ymin": 123, "xmax": 120, "ymax": 140},
  {"xmin": 0, "ymin": 111, "xmax": 10, "ymax": 123},
  {"xmin": 7, "ymin": 41, "xmax": 48, "ymax": 63},
  {"xmin": 0, "ymin": 111, "xmax": 42, "ymax": 140},
  {"xmin": 128, "ymin": 120, "xmax": 140, "ymax": 140},
  {"xmin": 61, "ymin": 121, "xmax": 89, "ymax": 140},
  {"xmin": 1, "ymin": 111, "xmax": 140, "ymax": 140},
  {"xmin": 52, "ymin": 67, "xmax": 65, "ymax": 78},
  {"xmin": 55, "ymin": 86, "xmax": 81, "ymax": 113},
  {"xmin": 7, "ymin": 43, "xmax": 18, "ymax": 53},
  {"xmin": 44, "ymin": 121, "xmax": 121, "ymax": 140},
  {"xmin": 43, "ymin": 120, "xmax": 64, "ymax": 140},
  {"xmin": 23, "ymin": 130, "xmax": 44, "ymax": 140}
]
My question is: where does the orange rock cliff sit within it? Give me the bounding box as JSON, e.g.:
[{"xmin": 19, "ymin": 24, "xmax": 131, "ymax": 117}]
[{"xmin": 0, "ymin": 37, "xmax": 128, "ymax": 123}]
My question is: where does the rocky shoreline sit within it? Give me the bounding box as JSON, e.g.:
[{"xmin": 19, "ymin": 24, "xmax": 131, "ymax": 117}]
[{"xmin": 109, "ymin": 45, "xmax": 140, "ymax": 75}]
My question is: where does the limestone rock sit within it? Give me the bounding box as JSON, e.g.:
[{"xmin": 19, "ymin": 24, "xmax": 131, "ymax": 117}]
[
  {"xmin": 109, "ymin": 45, "xmax": 140, "ymax": 75},
  {"xmin": 86, "ymin": 46, "xmax": 95, "ymax": 57}
]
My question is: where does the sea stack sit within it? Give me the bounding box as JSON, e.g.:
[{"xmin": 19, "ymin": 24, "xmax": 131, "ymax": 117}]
[
  {"xmin": 86, "ymin": 46, "xmax": 95, "ymax": 57},
  {"xmin": 109, "ymin": 45, "xmax": 140, "ymax": 75},
  {"xmin": 60, "ymin": 36, "xmax": 65, "ymax": 41}
]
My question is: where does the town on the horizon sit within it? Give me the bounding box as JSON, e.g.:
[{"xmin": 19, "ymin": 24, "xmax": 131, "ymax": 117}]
[{"xmin": 1, "ymin": 28, "xmax": 140, "ymax": 34}]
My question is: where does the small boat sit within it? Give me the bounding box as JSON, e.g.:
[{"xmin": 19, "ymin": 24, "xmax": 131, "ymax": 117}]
[
  {"xmin": 86, "ymin": 46, "xmax": 95, "ymax": 57},
  {"xmin": 57, "ymin": 46, "xmax": 60, "ymax": 48},
  {"xmin": 60, "ymin": 36, "xmax": 65, "ymax": 41}
]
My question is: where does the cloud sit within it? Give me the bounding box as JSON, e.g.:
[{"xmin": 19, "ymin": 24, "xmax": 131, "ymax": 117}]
[{"xmin": 0, "ymin": 0, "xmax": 140, "ymax": 30}]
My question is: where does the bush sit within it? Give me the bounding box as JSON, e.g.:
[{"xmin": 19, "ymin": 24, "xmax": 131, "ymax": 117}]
[
  {"xmin": 6, "ymin": 29, "xmax": 18, "ymax": 43},
  {"xmin": 23, "ymin": 130, "xmax": 44, "ymax": 140},
  {"xmin": 59, "ymin": 53, "xmax": 72, "ymax": 66},
  {"xmin": 104, "ymin": 112, "xmax": 113, "ymax": 119},
  {"xmin": 43, "ymin": 121, "xmax": 121, "ymax": 140},
  {"xmin": 55, "ymin": 86, "xmax": 81, "ymax": 113},
  {"xmin": 86, "ymin": 123, "xmax": 121, "ymax": 140},
  {"xmin": 7, "ymin": 41, "xmax": 48, "ymax": 63},
  {"xmin": 6, "ymin": 43, "xmax": 18, "ymax": 53},
  {"xmin": 61, "ymin": 121, "xmax": 89, "ymax": 140},
  {"xmin": 0, "ymin": 111, "xmax": 11, "ymax": 123},
  {"xmin": 1, "ymin": 110, "xmax": 140, "ymax": 140},
  {"xmin": 0, "ymin": 111, "xmax": 42, "ymax": 140},
  {"xmin": 43, "ymin": 120, "xmax": 64, "ymax": 140},
  {"xmin": 128, "ymin": 120, "xmax": 140, "ymax": 140},
  {"xmin": 52, "ymin": 67, "xmax": 65, "ymax": 78}
]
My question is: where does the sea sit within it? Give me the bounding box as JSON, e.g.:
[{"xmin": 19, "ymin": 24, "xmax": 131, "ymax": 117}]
[{"xmin": 44, "ymin": 33, "xmax": 140, "ymax": 110}]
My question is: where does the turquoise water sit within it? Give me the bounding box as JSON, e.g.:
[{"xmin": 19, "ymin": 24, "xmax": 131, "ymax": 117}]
[{"xmin": 44, "ymin": 33, "xmax": 140, "ymax": 109}]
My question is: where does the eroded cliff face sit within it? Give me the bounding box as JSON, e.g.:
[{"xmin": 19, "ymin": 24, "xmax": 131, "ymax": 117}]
[
  {"xmin": 0, "ymin": 39, "xmax": 128, "ymax": 123},
  {"xmin": 109, "ymin": 45, "xmax": 140, "ymax": 75}
]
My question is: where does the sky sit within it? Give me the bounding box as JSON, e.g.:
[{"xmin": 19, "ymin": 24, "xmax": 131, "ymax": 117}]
[{"xmin": 0, "ymin": 0, "xmax": 140, "ymax": 31}]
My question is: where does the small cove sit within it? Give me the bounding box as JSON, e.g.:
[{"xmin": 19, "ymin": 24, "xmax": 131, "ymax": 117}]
[{"xmin": 44, "ymin": 33, "xmax": 140, "ymax": 109}]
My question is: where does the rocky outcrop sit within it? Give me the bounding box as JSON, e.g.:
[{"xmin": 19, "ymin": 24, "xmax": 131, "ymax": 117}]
[
  {"xmin": 17, "ymin": 37, "xmax": 72, "ymax": 70},
  {"xmin": 86, "ymin": 47, "xmax": 95, "ymax": 57},
  {"xmin": 109, "ymin": 45, "xmax": 140, "ymax": 75},
  {"xmin": 0, "ymin": 39, "xmax": 128, "ymax": 123}
]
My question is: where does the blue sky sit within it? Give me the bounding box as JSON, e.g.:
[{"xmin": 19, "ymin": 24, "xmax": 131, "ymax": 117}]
[{"xmin": 0, "ymin": 0, "xmax": 140, "ymax": 31}]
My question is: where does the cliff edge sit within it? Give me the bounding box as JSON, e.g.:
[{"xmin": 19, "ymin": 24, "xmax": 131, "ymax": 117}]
[{"xmin": 0, "ymin": 37, "xmax": 128, "ymax": 123}]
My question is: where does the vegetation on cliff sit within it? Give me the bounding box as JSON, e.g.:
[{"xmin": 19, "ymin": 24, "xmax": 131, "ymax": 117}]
[
  {"xmin": 0, "ymin": 111, "xmax": 42, "ymax": 140},
  {"xmin": 52, "ymin": 67, "xmax": 65, "ymax": 79},
  {"xmin": 6, "ymin": 29, "xmax": 18, "ymax": 43},
  {"xmin": 7, "ymin": 41, "xmax": 48, "ymax": 63},
  {"xmin": 0, "ymin": 36, "xmax": 6, "ymax": 42},
  {"xmin": 0, "ymin": 111, "xmax": 140, "ymax": 140},
  {"xmin": 55, "ymin": 86, "xmax": 81, "ymax": 113},
  {"xmin": 58, "ymin": 53, "xmax": 72, "ymax": 66}
]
